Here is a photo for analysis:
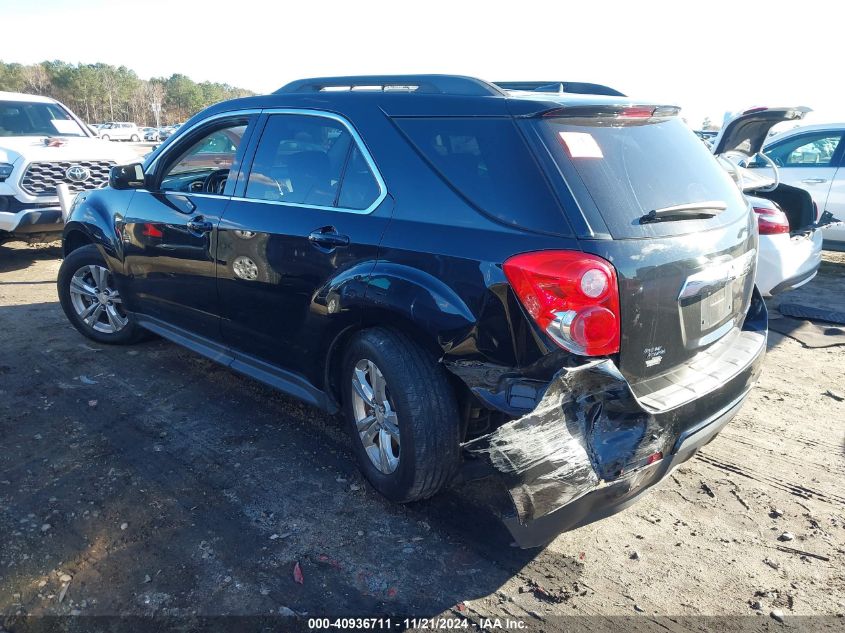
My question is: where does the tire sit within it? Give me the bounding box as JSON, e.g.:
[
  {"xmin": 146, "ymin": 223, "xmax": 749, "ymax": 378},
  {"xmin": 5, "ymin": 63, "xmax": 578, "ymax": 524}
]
[
  {"xmin": 101, "ymin": 134, "xmax": 110, "ymax": 141},
  {"xmin": 341, "ymin": 327, "xmax": 461, "ymax": 503},
  {"xmin": 130, "ymin": 134, "xmax": 140, "ymax": 142},
  {"xmin": 57, "ymin": 244, "xmax": 145, "ymax": 345}
]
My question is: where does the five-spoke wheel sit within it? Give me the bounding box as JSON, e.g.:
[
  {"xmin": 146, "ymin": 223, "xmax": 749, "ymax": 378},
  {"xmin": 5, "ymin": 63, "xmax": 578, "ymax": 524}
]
[
  {"xmin": 68, "ymin": 264, "xmax": 128, "ymax": 334},
  {"xmin": 351, "ymin": 359, "xmax": 401, "ymax": 474},
  {"xmin": 58, "ymin": 243, "xmax": 145, "ymax": 344}
]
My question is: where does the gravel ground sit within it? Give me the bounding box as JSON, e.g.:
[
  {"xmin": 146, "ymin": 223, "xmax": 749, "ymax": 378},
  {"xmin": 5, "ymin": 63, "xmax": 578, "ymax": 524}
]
[{"xmin": 0, "ymin": 241, "xmax": 843, "ymax": 627}]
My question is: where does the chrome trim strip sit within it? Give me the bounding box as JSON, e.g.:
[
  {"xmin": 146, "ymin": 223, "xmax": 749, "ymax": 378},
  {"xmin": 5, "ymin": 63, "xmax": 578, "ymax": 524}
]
[
  {"xmin": 145, "ymin": 109, "xmax": 262, "ymax": 173},
  {"xmin": 255, "ymin": 108, "xmax": 387, "ymax": 215},
  {"xmin": 145, "ymin": 107, "xmax": 387, "ymax": 216},
  {"xmin": 678, "ymin": 249, "xmax": 756, "ymax": 300}
]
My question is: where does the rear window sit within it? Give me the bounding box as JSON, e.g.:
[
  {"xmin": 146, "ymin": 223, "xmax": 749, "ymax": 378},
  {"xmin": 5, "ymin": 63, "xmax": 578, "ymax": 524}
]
[
  {"xmin": 394, "ymin": 117, "xmax": 569, "ymax": 234},
  {"xmin": 535, "ymin": 115, "xmax": 748, "ymax": 238}
]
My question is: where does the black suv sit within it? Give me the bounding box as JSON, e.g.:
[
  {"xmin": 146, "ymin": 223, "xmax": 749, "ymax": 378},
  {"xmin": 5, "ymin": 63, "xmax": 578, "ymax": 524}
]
[{"xmin": 57, "ymin": 75, "xmax": 766, "ymax": 547}]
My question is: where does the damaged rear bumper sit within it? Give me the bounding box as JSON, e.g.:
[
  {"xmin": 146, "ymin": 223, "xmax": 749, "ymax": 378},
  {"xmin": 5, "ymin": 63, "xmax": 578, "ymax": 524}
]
[
  {"xmin": 497, "ymin": 387, "xmax": 750, "ymax": 547},
  {"xmin": 455, "ymin": 294, "xmax": 767, "ymax": 548}
]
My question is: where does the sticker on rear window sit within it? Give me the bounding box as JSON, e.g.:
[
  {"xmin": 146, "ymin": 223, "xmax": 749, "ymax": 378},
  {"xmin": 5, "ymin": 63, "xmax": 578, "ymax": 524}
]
[{"xmin": 558, "ymin": 132, "xmax": 603, "ymax": 158}]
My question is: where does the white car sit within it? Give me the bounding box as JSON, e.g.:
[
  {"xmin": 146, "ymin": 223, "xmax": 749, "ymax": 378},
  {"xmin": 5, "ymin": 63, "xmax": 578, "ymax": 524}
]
[
  {"xmin": 752, "ymin": 123, "xmax": 844, "ymax": 250},
  {"xmin": 0, "ymin": 92, "xmax": 138, "ymax": 242},
  {"xmin": 712, "ymin": 107, "xmax": 835, "ymax": 296},
  {"xmin": 98, "ymin": 121, "xmax": 142, "ymax": 142}
]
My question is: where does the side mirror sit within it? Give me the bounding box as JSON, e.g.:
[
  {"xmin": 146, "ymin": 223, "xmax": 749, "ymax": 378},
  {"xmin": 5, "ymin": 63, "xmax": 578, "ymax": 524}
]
[{"xmin": 109, "ymin": 163, "xmax": 146, "ymax": 190}]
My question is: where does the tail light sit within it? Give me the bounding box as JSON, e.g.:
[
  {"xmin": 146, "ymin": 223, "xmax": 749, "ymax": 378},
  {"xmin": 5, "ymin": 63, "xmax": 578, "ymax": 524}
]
[
  {"xmin": 503, "ymin": 250, "xmax": 620, "ymax": 356},
  {"xmin": 752, "ymin": 201, "xmax": 790, "ymax": 235}
]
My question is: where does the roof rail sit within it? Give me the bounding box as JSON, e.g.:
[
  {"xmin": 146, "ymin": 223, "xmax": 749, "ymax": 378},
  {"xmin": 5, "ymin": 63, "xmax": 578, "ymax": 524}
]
[
  {"xmin": 493, "ymin": 81, "xmax": 626, "ymax": 97},
  {"xmin": 275, "ymin": 75, "xmax": 503, "ymax": 97}
]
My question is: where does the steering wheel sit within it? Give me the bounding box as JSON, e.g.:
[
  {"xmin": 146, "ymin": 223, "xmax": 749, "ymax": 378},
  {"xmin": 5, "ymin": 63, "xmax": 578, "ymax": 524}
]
[{"xmin": 202, "ymin": 168, "xmax": 230, "ymax": 195}]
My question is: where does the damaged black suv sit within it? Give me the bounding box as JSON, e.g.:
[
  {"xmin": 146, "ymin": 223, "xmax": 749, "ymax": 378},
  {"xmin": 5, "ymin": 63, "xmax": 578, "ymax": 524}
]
[{"xmin": 57, "ymin": 75, "xmax": 767, "ymax": 547}]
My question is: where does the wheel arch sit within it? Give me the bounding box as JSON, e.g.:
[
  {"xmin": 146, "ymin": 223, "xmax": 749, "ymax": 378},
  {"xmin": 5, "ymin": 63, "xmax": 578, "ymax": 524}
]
[
  {"xmin": 322, "ymin": 262, "xmax": 481, "ymax": 413},
  {"xmin": 62, "ymin": 227, "xmax": 94, "ymax": 256}
]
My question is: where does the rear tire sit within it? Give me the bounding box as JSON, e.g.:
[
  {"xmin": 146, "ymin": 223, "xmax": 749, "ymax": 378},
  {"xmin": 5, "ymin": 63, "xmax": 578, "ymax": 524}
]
[
  {"xmin": 57, "ymin": 244, "xmax": 145, "ymax": 345},
  {"xmin": 130, "ymin": 134, "xmax": 140, "ymax": 142},
  {"xmin": 101, "ymin": 134, "xmax": 110, "ymax": 141},
  {"xmin": 341, "ymin": 328, "xmax": 461, "ymax": 503}
]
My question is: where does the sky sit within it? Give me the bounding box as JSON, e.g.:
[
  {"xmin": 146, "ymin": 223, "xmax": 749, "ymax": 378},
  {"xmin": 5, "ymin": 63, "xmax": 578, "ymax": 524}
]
[{"xmin": 0, "ymin": 0, "xmax": 841, "ymax": 129}]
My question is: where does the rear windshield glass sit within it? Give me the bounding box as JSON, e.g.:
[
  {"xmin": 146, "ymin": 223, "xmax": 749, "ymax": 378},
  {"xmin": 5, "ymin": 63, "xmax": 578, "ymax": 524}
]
[
  {"xmin": 534, "ymin": 116, "xmax": 747, "ymax": 238},
  {"xmin": 394, "ymin": 117, "xmax": 569, "ymax": 235}
]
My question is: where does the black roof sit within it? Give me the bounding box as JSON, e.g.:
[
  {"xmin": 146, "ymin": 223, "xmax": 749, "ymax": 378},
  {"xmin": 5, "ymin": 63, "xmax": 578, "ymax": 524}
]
[
  {"xmin": 171, "ymin": 75, "xmax": 656, "ymax": 140},
  {"xmin": 274, "ymin": 74, "xmax": 625, "ymax": 98}
]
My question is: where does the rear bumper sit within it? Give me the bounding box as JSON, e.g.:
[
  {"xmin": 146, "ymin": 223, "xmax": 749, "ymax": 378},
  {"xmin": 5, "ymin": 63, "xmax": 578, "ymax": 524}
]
[
  {"xmin": 500, "ymin": 387, "xmax": 749, "ymax": 547},
  {"xmin": 757, "ymin": 230, "xmax": 822, "ymax": 297},
  {"xmin": 459, "ymin": 290, "xmax": 767, "ymax": 548}
]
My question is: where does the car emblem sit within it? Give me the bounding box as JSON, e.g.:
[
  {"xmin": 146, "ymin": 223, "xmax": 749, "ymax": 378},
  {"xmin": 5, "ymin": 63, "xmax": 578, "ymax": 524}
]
[{"xmin": 65, "ymin": 165, "xmax": 91, "ymax": 183}]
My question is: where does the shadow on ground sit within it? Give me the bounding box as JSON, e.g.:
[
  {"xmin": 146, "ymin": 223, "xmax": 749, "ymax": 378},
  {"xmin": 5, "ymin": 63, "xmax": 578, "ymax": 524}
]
[
  {"xmin": 0, "ymin": 241, "xmax": 63, "ymax": 275},
  {"xmin": 0, "ymin": 300, "xmax": 582, "ymax": 618}
]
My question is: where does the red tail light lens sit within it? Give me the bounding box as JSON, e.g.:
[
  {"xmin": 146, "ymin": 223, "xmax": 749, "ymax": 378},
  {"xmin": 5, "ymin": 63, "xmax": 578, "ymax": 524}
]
[
  {"xmin": 503, "ymin": 250, "xmax": 620, "ymax": 356},
  {"xmin": 752, "ymin": 203, "xmax": 790, "ymax": 235}
]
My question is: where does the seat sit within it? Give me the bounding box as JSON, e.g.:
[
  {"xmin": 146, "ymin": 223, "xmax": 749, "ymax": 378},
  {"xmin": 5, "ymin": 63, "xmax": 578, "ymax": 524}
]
[{"xmin": 286, "ymin": 151, "xmax": 334, "ymax": 206}]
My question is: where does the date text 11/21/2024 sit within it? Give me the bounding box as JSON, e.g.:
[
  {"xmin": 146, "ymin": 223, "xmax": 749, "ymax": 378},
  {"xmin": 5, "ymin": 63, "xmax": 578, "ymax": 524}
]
[{"xmin": 307, "ymin": 618, "xmax": 527, "ymax": 629}]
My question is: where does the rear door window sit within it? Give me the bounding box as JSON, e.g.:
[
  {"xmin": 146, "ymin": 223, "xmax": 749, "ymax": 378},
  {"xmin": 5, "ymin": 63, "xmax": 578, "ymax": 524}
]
[
  {"xmin": 245, "ymin": 114, "xmax": 353, "ymax": 207},
  {"xmin": 337, "ymin": 146, "xmax": 380, "ymax": 210},
  {"xmin": 534, "ymin": 115, "xmax": 749, "ymax": 238},
  {"xmin": 394, "ymin": 117, "xmax": 569, "ymax": 234}
]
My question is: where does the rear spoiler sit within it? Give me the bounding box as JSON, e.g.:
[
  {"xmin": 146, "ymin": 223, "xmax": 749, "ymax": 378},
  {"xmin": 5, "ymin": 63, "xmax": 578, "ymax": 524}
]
[{"xmin": 493, "ymin": 81, "xmax": 626, "ymax": 97}]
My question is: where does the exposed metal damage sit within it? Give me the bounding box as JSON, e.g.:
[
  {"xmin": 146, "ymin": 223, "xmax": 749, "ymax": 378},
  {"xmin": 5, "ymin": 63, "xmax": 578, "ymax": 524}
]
[{"xmin": 459, "ymin": 359, "xmax": 666, "ymax": 523}]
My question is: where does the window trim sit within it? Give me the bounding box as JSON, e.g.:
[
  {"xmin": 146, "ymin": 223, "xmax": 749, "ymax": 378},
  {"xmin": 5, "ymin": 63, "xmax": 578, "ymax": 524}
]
[
  {"xmin": 763, "ymin": 130, "xmax": 845, "ymax": 169},
  {"xmin": 233, "ymin": 108, "xmax": 387, "ymax": 215},
  {"xmin": 144, "ymin": 109, "xmax": 261, "ymax": 196}
]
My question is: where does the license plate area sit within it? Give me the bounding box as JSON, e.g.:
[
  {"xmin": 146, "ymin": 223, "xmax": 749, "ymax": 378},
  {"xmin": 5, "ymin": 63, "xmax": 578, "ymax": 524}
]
[{"xmin": 700, "ymin": 283, "xmax": 734, "ymax": 330}]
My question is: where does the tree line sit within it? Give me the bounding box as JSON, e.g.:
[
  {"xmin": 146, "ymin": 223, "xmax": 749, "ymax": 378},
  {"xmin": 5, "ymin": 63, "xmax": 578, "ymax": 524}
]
[{"xmin": 0, "ymin": 60, "xmax": 254, "ymax": 127}]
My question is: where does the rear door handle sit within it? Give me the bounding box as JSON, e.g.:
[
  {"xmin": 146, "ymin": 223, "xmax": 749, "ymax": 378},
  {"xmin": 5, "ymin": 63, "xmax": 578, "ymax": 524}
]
[
  {"xmin": 308, "ymin": 227, "xmax": 350, "ymax": 248},
  {"xmin": 187, "ymin": 217, "xmax": 213, "ymax": 233},
  {"xmin": 801, "ymin": 178, "xmax": 828, "ymax": 184}
]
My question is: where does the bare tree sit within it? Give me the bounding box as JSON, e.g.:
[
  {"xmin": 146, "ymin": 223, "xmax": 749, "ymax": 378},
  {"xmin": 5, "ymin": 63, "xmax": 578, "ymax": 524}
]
[{"xmin": 21, "ymin": 64, "xmax": 49, "ymax": 94}]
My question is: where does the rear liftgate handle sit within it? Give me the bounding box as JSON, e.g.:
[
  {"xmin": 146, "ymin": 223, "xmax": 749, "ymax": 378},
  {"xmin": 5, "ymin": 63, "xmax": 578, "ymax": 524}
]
[{"xmin": 308, "ymin": 226, "xmax": 350, "ymax": 249}]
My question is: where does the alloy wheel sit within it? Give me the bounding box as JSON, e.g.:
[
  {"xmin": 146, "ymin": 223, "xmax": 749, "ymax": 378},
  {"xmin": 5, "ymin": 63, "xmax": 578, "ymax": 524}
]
[
  {"xmin": 351, "ymin": 359, "xmax": 400, "ymax": 474},
  {"xmin": 68, "ymin": 264, "xmax": 129, "ymax": 334}
]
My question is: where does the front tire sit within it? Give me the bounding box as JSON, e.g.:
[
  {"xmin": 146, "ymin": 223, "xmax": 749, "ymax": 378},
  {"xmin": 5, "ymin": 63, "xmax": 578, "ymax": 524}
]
[
  {"xmin": 101, "ymin": 134, "xmax": 110, "ymax": 141},
  {"xmin": 341, "ymin": 328, "xmax": 461, "ymax": 503},
  {"xmin": 130, "ymin": 134, "xmax": 140, "ymax": 142},
  {"xmin": 57, "ymin": 244, "xmax": 145, "ymax": 345}
]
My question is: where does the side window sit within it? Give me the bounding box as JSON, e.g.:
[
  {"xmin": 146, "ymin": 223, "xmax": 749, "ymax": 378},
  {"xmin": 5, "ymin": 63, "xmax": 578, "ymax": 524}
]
[
  {"xmin": 337, "ymin": 146, "xmax": 380, "ymax": 210},
  {"xmin": 765, "ymin": 132, "xmax": 842, "ymax": 167},
  {"xmin": 160, "ymin": 121, "xmax": 248, "ymax": 195},
  {"xmin": 395, "ymin": 117, "xmax": 565, "ymax": 233},
  {"xmin": 245, "ymin": 114, "xmax": 354, "ymax": 207}
]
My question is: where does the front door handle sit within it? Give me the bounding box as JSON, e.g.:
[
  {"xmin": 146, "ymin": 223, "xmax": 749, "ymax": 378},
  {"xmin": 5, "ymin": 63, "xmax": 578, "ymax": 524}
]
[
  {"xmin": 308, "ymin": 227, "xmax": 350, "ymax": 248},
  {"xmin": 187, "ymin": 216, "xmax": 213, "ymax": 234},
  {"xmin": 801, "ymin": 178, "xmax": 828, "ymax": 184}
]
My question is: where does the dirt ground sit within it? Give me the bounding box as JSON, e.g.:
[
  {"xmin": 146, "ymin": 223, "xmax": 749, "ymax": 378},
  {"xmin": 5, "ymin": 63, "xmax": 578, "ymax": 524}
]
[{"xmin": 0, "ymin": 240, "xmax": 843, "ymax": 627}]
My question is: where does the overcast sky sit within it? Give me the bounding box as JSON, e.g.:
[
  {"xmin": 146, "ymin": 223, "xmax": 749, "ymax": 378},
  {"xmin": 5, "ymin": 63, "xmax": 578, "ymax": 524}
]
[{"xmin": 0, "ymin": 0, "xmax": 840, "ymax": 128}]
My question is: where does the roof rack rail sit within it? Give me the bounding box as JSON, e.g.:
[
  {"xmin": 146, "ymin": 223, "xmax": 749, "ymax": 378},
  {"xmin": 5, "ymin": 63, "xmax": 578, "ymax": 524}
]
[
  {"xmin": 493, "ymin": 81, "xmax": 626, "ymax": 97},
  {"xmin": 275, "ymin": 75, "xmax": 503, "ymax": 97}
]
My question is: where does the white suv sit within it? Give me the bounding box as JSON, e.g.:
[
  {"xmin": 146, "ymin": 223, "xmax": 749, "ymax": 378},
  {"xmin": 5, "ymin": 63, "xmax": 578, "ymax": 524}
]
[
  {"xmin": 97, "ymin": 121, "xmax": 142, "ymax": 142},
  {"xmin": 0, "ymin": 92, "xmax": 138, "ymax": 242}
]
